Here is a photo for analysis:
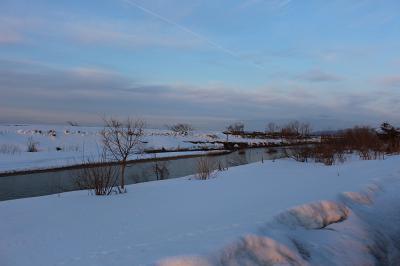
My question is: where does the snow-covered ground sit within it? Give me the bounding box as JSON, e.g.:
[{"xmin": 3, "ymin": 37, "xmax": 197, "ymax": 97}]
[
  {"xmin": 1, "ymin": 156, "xmax": 400, "ymax": 266},
  {"xmin": 0, "ymin": 124, "xmax": 287, "ymax": 173}
]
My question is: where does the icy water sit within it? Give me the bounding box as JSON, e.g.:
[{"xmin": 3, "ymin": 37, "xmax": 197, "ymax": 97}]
[{"xmin": 0, "ymin": 147, "xmax": 286, "ymax": 201}]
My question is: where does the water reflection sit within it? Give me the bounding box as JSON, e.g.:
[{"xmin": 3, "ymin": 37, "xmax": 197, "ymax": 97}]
[{"xmin": 0, "ymin": 147, "xmax": 286, "ymax": 201}]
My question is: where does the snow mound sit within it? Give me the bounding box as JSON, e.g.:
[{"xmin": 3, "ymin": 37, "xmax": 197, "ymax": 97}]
[
  {"xmin": 340, "ymin": 182, "xmax": 382, "ymax": 205},
  {"xmin": 159, "ymin": 178, "xmax": 400, "ymax": 265},
  {"xmin": 340, "ymin": 191, "xmax": 374, "ymax": 205},
  {"xmin": 157, "ymin": 235, "xmax": 306, "ymax": 266},
  {"xmin": 274, "ymin": 200, "xmax": 349, "ymax": 229},
  {"xmin": 217, "ymin": 235, "xmax": 306, "ymax": 266}
]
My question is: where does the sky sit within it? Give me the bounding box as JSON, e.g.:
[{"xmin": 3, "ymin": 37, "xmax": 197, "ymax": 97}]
[{"xmin": 0, "ymin": 0, "xmax": 399, "ymax": 130}]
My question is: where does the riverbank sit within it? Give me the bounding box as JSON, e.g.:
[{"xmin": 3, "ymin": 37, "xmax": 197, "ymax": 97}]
[
  {"xmin": 0, "ymin": 124, "xmax": 315, "ymax": 174},
  {"xmin": 1, "ymin": 155, "xmax": 399, "ymax": 266},
  {"xmin": 0, "ymin": 147, "xmax": 284, "ymax": 201}
]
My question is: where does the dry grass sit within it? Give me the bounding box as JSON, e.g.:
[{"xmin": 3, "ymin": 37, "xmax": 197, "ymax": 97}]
[
  {"xmin": 0, "ymin": 144, "xmax": 21, "ymax": 155},
  {"xmin": 26, "ymin": 136, "xmax": 38, "ymax": 152}
]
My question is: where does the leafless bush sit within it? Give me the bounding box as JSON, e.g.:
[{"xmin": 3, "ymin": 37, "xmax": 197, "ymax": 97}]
[
  {"xmin": 0, "ymin": 144, "xmax": 21, "ymax": 154},
  {"xmin": 313, "ymin": 143, "xmax": 345, "ymax": 165},
  {"xmin": 217, "ymin": 160, "xmax": 227, "ymax": 171},
  {"xmin": 342, "ymin": 126, "xmax": 384, "ymax": 160},
  {"xmin": 75, "ymin": 153, "xmax": 119, "ymax": 196},
  {"xmin": 289, "ymin": 126, "xmax": 386, "ymax": 165},
  {"xmin": 195, "ymin": 157, "xmax": 216, "ymax": 180},
  {"xmin": 26, "ymin": 136, "xmax": 38, "ymax": 152},
  {"xmin": 285, "ymin": 146, "xmax": 313, "ymax": 163},
  {"xmin": 168, "ymin": 123, "xmax": 194, "ymax": 136},
  {"xmin": 101, "ymin": 117, "xmax": 145, "ymax": 191}
]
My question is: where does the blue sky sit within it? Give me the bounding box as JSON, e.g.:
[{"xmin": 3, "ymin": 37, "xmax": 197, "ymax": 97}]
[{"xmin": 0, "ymin": 0, "xmax": 399, "ymax": 129}]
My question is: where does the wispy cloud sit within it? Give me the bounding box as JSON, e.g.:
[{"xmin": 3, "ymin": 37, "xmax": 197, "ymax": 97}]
[
  {"xmin": 0, "ymin": 31, "xmax": 23, "ymax": 44},
  {"xmin": 0, "ymin": 59, "xmax": 398, "ymax": 128},
  {"xmin": 63, "ymin": 19, "xmax": 204, "ymax": 49},
  {"xmin": 121, "ymin": 0, "xmax": 265, "ymax": 70},
  {"xmin": 378, "ymin": 75, "xmax": 400, "ymax": 88},
  {"xmin": 0, "ymin": 17, "xmax": 40, "ymax": 44},
  {"xmin": 296, "ymin": 69, "xmax": 342, "ymax": 83}
]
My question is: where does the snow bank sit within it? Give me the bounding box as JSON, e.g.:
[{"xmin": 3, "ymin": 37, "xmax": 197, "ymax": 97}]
[
  {"xmin": 274, "ymin": 200, "xmax": 349, "ymax": 229},
  {"xmin": 158, "ymin": 176, "xmax": 400, "ymax": 266},
  {"xmin": 1, "ymin": 156, "xmax": 400, "ymax": 265},
  {"xmin": 0, "ymin": 124, "xmax": 287, "ymax": 173}
]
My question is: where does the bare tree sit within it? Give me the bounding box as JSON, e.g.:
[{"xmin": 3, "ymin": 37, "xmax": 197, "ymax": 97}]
[
  {"xmin": 266, "ymin": 122, "xmax": 279, "ymax": 134},
  {"xmin": 299, "ymin": 122, "xmax": 312, "ymax": 138},
  {"xmin": 101, "ymin": 117, "xmax": 145, "ymax": 191},
  {"xmin": 227, "ymin": 122, "xmax": 245, "ymax": 134},
  {"xmin": 168, "ymin": 123, "xmax": 194, "ymax": 136},
  {"xmin": 280, "ymin": 120, "xmax": 313, "ymax": 139}
]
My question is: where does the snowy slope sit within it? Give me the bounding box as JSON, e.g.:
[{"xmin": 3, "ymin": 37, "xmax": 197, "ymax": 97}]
[{"xmin": 1, "ymin": 156, "xmax": 400, "ymax": 266}]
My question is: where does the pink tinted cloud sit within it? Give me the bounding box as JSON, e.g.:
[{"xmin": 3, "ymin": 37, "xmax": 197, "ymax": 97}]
[
  {"xmin": 379, "ymin": 75, "xmax": 400, "ymax": 88},
  {"xmin": 0, "ymin": 31, "xmax": 23, "ymax": 44}
]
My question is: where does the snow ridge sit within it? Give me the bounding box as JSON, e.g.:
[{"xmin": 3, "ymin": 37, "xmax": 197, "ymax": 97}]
[{"xmin": 157, "ymin": 178, "xmax": 400, "ymax": 266}]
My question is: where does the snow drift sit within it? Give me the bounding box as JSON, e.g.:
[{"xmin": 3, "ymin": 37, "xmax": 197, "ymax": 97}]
[{"xmin": 157, "ymin": 178, "xmax": 400, "ymax": 266}]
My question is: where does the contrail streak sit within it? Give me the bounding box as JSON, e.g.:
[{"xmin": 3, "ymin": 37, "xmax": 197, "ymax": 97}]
[{"xmin": 121, "ymin": 0, "xmax": 265, "ymax": 70}]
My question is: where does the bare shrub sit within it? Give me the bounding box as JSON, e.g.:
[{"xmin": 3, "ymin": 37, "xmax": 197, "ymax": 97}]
[
  {"xmin": 313, "ymin": 143, "xmax": 345, "ymax": 165},
  {"xmin": 75, "ymin": 153, "xmax": 119, "ymax": 195},
  {"xmin": 289, "ymin": 126, "xmax": 385, "ymax": 165},
  {"xmin": 285, "ymin": 146, "xmax": 313, "ymax": 163},
  {"xmin": 217, "ymin": 160, "xmax": 227, "ymax": 171},
  {"xmin": 0, "ymin": 144, "xmax": 21, "ymax": 154},
  {"xmin": 26, "ymin": 136, "xmax": 38, "ymax": 152},
  {"xmin": 101, "ymin": 117, "xmax": 145, "ymax": 191},
  {"xmin": 342, "ymin": 126, "xmax": 384, "ymax": 160},
  {"xmin": 196, "ymin": 157, "xmax": 216, "ymax": 180},
  {"xmin": 168, "ymin": 123, "xmax": 194, "ymax": 136},
  {"xmin": 67, "ymin": 121, "xmax": 79, "ymax": 126}
]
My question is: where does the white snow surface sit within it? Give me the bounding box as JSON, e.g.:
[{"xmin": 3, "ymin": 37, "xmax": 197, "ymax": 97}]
[
  {"xmin": 0, "ymin": 124, "xmax": 285, "ymax": 173},
  {"xmin": 1, "ymin": 156, "xmax": 400, "ymax": 266}
]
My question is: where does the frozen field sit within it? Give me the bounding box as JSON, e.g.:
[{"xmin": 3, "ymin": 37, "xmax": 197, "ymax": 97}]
[
  {"xmin": 0, "ymin": 124, "xmax": 286, "ymax": 173},
  {"xmin": 1, "ymin": 156, "xmax": 400, "ymax": 265}
]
